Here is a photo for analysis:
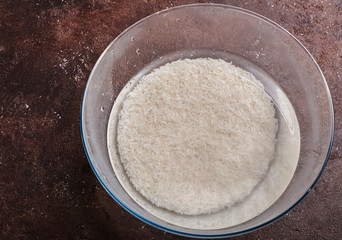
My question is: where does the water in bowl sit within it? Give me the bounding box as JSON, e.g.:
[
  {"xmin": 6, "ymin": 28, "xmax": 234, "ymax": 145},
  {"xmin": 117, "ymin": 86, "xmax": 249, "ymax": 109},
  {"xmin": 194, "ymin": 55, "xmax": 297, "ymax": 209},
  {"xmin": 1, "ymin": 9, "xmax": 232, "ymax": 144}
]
[{"xmin": 107, "ymin": 49, "xmax": 300, "ymax": 229}]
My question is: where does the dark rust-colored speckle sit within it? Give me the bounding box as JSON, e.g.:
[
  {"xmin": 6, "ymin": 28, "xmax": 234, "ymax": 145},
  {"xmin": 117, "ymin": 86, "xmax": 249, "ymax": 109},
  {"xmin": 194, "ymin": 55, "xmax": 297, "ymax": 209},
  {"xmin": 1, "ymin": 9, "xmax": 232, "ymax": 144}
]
[{"xmin": 1, "ymin": 0, "xmax": 341, "ymax": 239}]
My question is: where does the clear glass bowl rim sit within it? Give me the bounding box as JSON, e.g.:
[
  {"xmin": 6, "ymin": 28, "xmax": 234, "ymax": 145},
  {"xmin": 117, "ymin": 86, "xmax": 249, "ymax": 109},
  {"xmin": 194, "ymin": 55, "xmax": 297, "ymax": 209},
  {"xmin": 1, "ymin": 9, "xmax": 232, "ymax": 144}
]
[{"xmin": 80, "ymin": 3, "xmax": 334, "ymax": 238}]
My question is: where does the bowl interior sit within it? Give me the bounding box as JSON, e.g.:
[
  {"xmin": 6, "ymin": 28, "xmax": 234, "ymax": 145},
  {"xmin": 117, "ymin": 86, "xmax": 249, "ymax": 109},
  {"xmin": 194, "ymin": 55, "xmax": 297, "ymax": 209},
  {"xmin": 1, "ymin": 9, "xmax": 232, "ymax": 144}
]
[{"xmin": 81, "ymin": 4, "xmax": 333, "ymax": 238}]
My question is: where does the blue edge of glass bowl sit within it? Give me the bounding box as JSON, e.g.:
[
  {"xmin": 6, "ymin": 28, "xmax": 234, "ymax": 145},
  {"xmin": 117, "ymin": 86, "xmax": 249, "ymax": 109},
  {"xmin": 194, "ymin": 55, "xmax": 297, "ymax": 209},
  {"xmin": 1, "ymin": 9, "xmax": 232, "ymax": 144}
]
[{"xmin": 80, "ymin": 4, "xmax": 335, "ymax": 239}]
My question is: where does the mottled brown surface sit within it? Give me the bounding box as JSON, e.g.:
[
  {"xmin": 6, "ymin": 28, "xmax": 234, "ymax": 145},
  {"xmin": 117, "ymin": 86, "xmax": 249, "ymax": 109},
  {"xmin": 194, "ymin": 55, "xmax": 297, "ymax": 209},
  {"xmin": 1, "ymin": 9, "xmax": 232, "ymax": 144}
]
[{"xmin": 0, "ymin": 0, "xmax": 341, "ymax": 239}]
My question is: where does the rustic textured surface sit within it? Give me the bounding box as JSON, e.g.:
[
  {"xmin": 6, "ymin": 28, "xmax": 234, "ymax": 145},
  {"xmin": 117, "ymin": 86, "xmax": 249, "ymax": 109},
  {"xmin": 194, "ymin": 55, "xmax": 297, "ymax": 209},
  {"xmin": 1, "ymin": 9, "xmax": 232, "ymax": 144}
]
[{"xmin": 0, "ymin": 0, "xmax": 341, "ymax": 239}]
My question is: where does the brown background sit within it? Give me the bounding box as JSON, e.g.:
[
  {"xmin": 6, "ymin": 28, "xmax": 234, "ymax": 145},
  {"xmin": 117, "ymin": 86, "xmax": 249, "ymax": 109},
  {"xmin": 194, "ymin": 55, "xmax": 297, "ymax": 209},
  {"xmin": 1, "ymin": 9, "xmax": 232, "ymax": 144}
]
[{"xmin": 1, "ymin": 0, "xmax": 341, "ymax": 239}]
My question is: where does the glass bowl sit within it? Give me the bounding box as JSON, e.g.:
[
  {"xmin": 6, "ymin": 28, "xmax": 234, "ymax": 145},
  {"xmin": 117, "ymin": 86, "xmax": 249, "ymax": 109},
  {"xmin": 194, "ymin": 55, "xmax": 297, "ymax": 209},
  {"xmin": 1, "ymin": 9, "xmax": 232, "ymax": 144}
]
[{"xmin": 81, "ymin": 4, "xmax": 334, "ymax": 238}]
